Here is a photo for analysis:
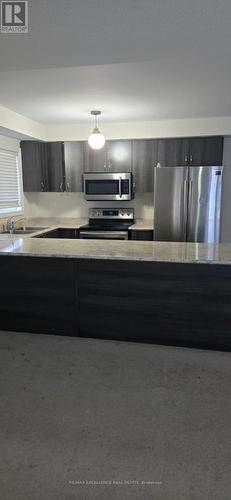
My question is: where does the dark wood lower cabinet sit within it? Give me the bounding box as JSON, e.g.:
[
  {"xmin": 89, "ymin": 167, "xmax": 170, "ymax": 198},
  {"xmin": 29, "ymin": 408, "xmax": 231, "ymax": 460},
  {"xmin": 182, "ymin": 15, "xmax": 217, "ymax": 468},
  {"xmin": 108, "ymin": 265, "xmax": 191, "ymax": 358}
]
[
  {"xmin": 78, "ymin": 260, "xmax": 231, "ymax": 350},
  {"xmin": 1, "ymin": 256, "xmax": 231, "ymax": 351},
  {"xmin": 0, "ymin": 257, "xmax": 76, "ymax": 336},
  {"xmin": 129, "ymin": 229, "xmax": 153, "ymax": 241}
]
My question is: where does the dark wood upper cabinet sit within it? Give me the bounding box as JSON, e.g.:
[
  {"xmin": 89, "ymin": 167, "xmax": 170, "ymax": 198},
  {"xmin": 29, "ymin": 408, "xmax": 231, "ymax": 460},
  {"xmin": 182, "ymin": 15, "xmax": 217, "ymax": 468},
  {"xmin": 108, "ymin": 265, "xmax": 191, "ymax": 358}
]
[
  {"xmin": 156, "ymin": 136, "xmax": 223, "ymax": 167},
  {"xmin": 106, "ymin": 140, "xmax": 132, "ymax": 172},
  {"xmin": 83, "ymin": 142, "xmax": 107, "ymax": 172},
  {"xmin": 157, "ymin": 138, "xmax": 188, "ymax": 167},
  {"xmin": 132, "ymin": 139, "xmax": 158, "ymax": 192},
  {"xmin": 21, "ymin": 136, "xmax": 224, "ymax": 193},
  {"xmin": 21, "ymin": 141, "xmax": 48, "ymax": 192},
  {"xmin": 47, "ymin": 142, "xmax": 65, "ymax": 192},
  {"xmin": 64, "ymin": 142, "xmax": 84, "ymax": 191},
  {"xmin": 83, "ymin": 140, "xmax": 132, "ymax": 172},
  {"xmin": 188, "ymin": 136, "xmax": 224, "ymax": 166}
]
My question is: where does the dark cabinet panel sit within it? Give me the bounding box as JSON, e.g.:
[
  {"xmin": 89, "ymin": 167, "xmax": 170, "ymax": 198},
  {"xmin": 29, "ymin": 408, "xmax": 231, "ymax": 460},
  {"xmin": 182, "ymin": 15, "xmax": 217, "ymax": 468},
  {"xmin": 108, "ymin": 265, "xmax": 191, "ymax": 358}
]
[
  {"xmin": 64, "ymin": 142, "xmax": 84, "ymax": 191},
  {"xmin": 156, "ymin": 136, "xmax": 224, "ymax": 167},
  {"xmin": 47, "ymin": 142, "xmax": 65, "ymax": 192},
  {"xmin": 132, "ymin": 139, "xmax": 158, "ymax": 192},
  {"xmin": 106, "ymin": 140, "xmax": 132, "ymax": 172},
  {"xmin": 78, "ymin": 260, "xmax": 231, "ymax": 349},
  {"xmin": 1, "ymin": 256, "xmax": 231, "ymax": 350},
  {"xmin": 21, "ymin": 141, "xmax": 48, "ymax": 192},
  {"xmin": 83, "ymin": 142, "xmax": 107, "ymax": 172},
  {"xmin": 189, "ymin": 136, "xmax": 224, "ymax": 166},
  {"xmin": 129, "ymin": 229, "xmax": 153, "ymax": 241},
  {"xmin": 157, "ymin": 138, "xmax": 188, "ymax": 167},
  {"xmin": 0, "ymin": 257, "xmax": 76, "ymax": 335},
  {"xmin": 83, "ymin": 140, "xmax": 132, "ymax": 173},
  {"xmin": 21, "ymin": 137, "xmax": 224, "ymax": 193}
]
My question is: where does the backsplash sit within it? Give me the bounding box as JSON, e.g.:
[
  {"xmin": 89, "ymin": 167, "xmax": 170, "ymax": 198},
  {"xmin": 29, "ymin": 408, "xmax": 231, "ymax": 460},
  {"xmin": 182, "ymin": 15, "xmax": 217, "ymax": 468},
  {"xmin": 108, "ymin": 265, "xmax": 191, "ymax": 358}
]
[{"xmin": 23, "ymin": 192, "xmax": 154, "ymax": 220}]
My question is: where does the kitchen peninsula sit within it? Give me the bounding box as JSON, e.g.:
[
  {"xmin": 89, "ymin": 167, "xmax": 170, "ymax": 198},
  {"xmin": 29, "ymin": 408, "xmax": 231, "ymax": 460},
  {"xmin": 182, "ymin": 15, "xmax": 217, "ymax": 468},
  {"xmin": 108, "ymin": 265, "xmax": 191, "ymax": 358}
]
[{"xmin": 0, "ymin": 222, "xmax": 231, "ymax": 351}]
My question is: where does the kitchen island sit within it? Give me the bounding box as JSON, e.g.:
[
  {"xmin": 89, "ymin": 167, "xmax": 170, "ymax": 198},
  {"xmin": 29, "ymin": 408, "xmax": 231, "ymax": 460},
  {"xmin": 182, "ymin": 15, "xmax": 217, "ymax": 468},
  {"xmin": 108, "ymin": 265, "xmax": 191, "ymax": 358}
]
[{"xmin": 0, "ymin": 230, "xmax": 231, "ymax": 351}]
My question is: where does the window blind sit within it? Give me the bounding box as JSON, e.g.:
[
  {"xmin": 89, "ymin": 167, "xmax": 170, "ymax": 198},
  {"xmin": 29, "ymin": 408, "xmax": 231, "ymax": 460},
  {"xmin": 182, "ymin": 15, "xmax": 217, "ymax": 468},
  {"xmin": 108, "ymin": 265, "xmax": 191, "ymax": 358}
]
[{"xmin": 0, "ymin": 148, "xmax": 23, "ymax": 215}]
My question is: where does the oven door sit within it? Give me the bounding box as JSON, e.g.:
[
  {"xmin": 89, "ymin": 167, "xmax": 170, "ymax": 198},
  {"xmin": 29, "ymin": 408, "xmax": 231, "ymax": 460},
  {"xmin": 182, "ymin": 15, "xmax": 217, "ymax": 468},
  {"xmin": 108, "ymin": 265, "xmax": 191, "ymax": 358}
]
[
  {"xmin": 83, "ymin": 173, "xmax": 132, "ymax": 201},
  {"xmin": 79, "ymin": 230, "xmax": 128, "ymax": 240}
]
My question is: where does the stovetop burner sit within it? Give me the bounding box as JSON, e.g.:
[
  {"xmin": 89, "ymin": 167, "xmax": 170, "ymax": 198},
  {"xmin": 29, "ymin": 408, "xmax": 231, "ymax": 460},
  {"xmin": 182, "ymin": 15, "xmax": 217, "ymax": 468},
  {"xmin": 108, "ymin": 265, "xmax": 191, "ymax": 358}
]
[
  {"xmin": 79, "ymin": 208, "xmax": 134, "ymax": 240},
  {"xmin": 81, "ymin": 222, "xmax": 132, "ymax": 231},
  {"xmin": 80, "ymin": 208, "xmax": 134, "ymax": 231}
]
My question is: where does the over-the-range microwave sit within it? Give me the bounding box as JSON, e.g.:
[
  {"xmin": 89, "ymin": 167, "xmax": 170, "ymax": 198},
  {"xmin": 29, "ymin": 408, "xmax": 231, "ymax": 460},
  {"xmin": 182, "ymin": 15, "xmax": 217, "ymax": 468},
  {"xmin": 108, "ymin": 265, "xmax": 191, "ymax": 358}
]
[{"xmin": 83, "ymin": 172, "xmax": 134, "ymax": 201}]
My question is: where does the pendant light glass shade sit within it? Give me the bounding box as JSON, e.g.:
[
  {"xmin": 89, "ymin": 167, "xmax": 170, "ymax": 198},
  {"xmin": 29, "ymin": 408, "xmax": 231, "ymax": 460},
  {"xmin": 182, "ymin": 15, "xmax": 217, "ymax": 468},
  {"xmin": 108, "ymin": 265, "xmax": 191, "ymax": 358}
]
[{"xmin": 88, "ymin": 111, "xmax": 105, "ymax": 150}]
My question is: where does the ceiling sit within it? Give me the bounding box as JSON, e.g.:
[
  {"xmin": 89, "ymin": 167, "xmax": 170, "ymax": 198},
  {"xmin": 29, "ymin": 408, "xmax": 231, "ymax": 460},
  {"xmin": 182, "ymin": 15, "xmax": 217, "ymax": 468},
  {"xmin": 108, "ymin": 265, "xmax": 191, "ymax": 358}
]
[{"xmin": 1, "ymin": 0, "xmax": 231, "ymax": 124}]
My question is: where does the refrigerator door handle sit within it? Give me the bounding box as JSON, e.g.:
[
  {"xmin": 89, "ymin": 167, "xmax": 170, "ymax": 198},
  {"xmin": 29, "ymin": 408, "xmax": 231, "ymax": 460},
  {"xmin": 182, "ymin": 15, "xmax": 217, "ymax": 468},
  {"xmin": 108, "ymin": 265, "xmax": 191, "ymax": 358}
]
[
  {"xmin": 183, "ymin": 180, "xmax": 188, "ymax": 240},
  {"xmin": 187, "ymin": 179, "xmax": 193, "ymax": 238},
  {"xmin": 188, "ymin": 180, "xmax": 193, "ymax": 209}
]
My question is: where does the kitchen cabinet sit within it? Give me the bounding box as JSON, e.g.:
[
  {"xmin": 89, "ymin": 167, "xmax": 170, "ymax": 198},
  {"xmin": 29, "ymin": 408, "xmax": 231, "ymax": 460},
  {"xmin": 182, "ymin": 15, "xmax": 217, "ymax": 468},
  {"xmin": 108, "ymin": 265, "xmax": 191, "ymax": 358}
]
[
  {"xmin": 21, "ymin": 141, "xmax": 48, "ymax": 192},
  {"xmin": 106, "ymin": 140, "xmax": 132, "ymax": 172},
  {"xmin": 47, "ymin": 142, "xmax": 65, "ymax": 192},
  {"xmin": 156, "ymin": 136, "xmax": 223, "ymax": 167},
  {"xmin": 83, "ymin": 142, "xmax": 107, "ymax": 172},
  {"xmin": 83, "ymin": 140, "xmax": 132, "ymax": 172},
  {"xmin": 132, "ymin": 139, "xmax": 158, "ymax": 192},
  {"xmin": 78, "ymin": 259, "xmax": 231, "ymax": 348},
  {"xmin": 21, "ymin": 136, "xmax": 224, "ymax": 193},
  {"xmin": 1, "ymin": 255, "xmax": 231, "ymax": 350},
  {"xmin": 129, "ymin": 229, "xmax": 153, "ymax": 241},
  {"xmin": 21, "ymin": 141, "xmax": 84, "ymax": 192},
  {"xmin": 188, "ymin": 136, "xmax": 223, "ymax": 166},
  {"xmin": 0, "ymin": 257, "xmax": 76, "ymax": 336},
  {"xmin": 64, "ymin": 142, "xmax": 84, "ymax": 191},
  {"xmin": 157, "ymin": 138, "xmax": 188, "ymax": 167},
  {"xmin": 21, "ymin": 141, "xmax": 65, "ymax": 192}
]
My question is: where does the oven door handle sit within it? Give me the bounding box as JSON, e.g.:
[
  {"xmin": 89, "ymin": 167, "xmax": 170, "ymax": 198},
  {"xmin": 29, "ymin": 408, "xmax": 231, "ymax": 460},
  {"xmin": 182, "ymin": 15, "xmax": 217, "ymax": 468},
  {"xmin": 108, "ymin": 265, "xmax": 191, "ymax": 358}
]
[
  {"xmin": 79, "ymin": 231, "xmax": 128, "ymax": 240},
  {"xmin": 119, "ymin": 177, "xmax": 122, "ymax": 198}
]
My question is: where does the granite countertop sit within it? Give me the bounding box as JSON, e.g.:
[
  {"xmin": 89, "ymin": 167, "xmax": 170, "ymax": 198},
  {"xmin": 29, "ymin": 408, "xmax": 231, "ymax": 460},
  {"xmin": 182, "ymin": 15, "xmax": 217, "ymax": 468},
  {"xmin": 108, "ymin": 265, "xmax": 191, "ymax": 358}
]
[
  {"xmin": 0, "ymin": 217, "xmax": 153, "ymax": 234},
  {"xmin": 0, "ymin": 235, "xmax": 231, "ymax": 264},
  {"xmin": 0, "ymin": 217, "xmax": 230, "ymax": 264},
  {"xmin": 129, "ymin": 219, "xmax": 154, "ymax": 230}
]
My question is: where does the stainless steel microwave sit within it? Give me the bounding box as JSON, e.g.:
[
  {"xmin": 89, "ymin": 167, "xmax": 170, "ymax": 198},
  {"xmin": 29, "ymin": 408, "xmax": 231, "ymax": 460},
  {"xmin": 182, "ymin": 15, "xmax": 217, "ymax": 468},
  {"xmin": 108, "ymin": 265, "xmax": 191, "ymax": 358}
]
[{"xmin": 83, "ymin": 172, "xmax": 134, "ymax": 201}]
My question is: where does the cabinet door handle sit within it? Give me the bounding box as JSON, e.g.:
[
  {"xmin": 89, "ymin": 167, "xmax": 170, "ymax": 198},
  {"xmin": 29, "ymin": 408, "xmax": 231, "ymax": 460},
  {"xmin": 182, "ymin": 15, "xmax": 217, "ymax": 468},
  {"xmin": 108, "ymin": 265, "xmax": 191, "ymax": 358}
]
[
  {"xmin": 66, "ymin": 182, "xmax": 70, "ymax": 192},
  {"xmin": 41, "ymin": 181, "xmax": 44, "ymax": 191},
  {"xmin": 184, "ymin": 156, "xmax": 188, "ymax": 163},
  {"xmin": 60, "ymin": 182, "xmax": 63, "ymax": 191},
  {"xmin": 103, "ymin": 163, "xmax": 107, "ymax": 170},
  {"xmin": 190, "ymin": 155, "xmax": 193, "ymax": 163},
  {"xmin": 108, "ymin": 162, "xmax": 111, "ymax": 170}
]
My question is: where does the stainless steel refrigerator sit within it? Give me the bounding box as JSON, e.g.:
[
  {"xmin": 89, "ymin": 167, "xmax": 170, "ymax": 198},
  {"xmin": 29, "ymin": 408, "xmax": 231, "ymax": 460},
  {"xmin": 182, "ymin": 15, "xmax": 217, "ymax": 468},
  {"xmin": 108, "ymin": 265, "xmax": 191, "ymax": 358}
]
[{"xmin": 153, "ymin": 166, "xmax": 224, "ymax": 243}]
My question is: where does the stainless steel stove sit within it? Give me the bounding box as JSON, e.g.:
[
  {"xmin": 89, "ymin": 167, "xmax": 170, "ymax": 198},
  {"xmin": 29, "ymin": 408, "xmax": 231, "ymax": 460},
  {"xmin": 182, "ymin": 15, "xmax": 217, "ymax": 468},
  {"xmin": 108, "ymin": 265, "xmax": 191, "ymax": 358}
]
[{"xmin": 79, "ymin": 208, "xmax": 134, "ymax": 240}]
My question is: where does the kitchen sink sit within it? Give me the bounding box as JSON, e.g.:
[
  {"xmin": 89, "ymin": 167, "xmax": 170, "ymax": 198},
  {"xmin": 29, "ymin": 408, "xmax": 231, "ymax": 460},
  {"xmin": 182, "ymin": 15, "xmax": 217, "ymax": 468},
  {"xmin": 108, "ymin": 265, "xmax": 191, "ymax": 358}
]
[{"xmin": 0, "ymin": 226, "xmax": 48, "ymax": 235}]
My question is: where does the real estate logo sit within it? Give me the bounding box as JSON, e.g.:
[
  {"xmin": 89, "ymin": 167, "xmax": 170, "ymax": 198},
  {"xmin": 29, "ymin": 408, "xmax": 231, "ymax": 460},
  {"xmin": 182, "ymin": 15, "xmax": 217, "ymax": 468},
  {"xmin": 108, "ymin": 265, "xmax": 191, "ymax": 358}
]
[{"xmin": 1, "ymin": 1, "xmax": 28, "ymax": 33}]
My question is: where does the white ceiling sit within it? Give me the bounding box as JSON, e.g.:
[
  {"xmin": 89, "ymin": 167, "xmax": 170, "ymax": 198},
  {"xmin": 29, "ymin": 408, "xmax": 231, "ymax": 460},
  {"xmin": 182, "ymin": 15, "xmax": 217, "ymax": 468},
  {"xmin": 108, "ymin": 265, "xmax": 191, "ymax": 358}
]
[{"xmin": 1, "ymin": 0, "xmax": 231, "ymax": 123}]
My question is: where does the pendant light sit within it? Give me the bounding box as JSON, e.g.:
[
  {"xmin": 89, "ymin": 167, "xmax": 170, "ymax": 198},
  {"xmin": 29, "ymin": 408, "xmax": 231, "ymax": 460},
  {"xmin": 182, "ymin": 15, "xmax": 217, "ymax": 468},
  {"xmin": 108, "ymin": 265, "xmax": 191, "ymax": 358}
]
[{"xmin": 88, "ymin": 110, "xmax": 105, "ymax": 150}]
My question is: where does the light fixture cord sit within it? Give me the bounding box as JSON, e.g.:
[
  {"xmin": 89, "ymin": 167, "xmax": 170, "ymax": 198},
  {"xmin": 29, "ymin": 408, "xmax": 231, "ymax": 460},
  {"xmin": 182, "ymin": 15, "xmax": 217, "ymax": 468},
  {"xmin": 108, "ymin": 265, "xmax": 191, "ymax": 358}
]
[{"xmin": 95, "ymin": 114, "xmax": 98, "ymax": 129}]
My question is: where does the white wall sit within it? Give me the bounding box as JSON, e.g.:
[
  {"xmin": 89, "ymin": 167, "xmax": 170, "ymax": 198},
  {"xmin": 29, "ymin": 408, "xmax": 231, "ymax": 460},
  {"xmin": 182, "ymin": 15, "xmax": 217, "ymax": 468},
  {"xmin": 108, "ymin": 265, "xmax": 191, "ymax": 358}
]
[
  {"xmin": 2, "ymin": 108, "xmax": 231, "ymax": 141},
  {"xmin": 0, "ymin": 134, "xmax": 20, "ymax": 152},
  {"xmin": 221, "ymin": 137, "xmax": 231, "ymax": 243},
  {"xmin": 44, "ymin": 117, "xmax": 231, "ymax": 142},
  {"xmin": 24, "ymin": 192, "xmax": 153, "ymax": 220},
  {"xmin": 0, "ymin": 106, "xmax": 46, "ymax": 141}
]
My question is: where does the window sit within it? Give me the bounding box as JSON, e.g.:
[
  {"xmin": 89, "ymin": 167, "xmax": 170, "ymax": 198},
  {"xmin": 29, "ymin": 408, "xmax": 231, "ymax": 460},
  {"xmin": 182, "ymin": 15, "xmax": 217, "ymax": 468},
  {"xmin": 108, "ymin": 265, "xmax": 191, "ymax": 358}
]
[{"xmin": 0, "ymin": 148, "xmax": 24, "ymax": 216}]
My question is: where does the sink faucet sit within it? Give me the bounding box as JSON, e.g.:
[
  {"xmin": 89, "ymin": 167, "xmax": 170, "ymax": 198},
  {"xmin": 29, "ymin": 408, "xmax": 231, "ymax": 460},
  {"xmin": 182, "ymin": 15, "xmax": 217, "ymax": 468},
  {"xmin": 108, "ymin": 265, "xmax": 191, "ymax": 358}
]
[{"xmin": 6, "ymin": 217, "xmax": 26, "ymax": 232}]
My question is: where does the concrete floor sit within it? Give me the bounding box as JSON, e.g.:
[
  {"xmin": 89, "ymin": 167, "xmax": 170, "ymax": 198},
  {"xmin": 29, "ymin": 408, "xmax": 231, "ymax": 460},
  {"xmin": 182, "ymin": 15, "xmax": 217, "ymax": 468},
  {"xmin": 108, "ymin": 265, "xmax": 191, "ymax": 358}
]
[{"xmin": 0, "ymin": 333, "xmax": 231, "ymax": 500}]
